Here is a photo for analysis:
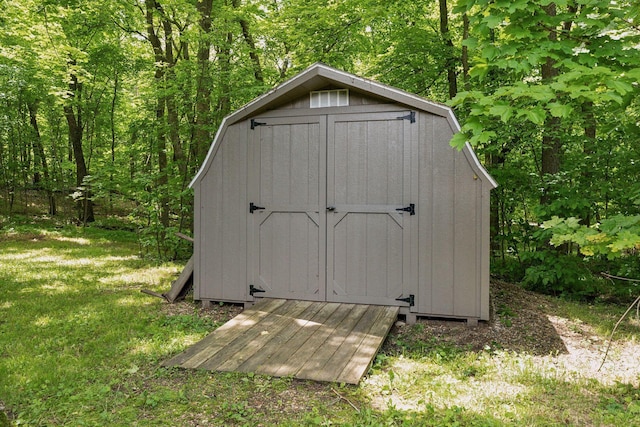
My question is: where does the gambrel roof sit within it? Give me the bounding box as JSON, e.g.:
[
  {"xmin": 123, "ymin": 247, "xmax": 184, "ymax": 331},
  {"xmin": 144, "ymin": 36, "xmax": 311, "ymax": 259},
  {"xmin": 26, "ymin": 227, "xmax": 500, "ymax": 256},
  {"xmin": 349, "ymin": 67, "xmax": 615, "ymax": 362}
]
[{"xmin": 190, "ymin": 63, "xmax": 497, "ymax": 189}]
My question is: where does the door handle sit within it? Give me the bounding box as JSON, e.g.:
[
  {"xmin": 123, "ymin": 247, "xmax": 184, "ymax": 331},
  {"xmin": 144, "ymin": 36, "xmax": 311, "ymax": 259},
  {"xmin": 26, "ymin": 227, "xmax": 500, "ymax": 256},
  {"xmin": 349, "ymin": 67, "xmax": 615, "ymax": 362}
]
[{"xmin": 326, "ymin": 206, "xmax": 336, "ymax": 211}]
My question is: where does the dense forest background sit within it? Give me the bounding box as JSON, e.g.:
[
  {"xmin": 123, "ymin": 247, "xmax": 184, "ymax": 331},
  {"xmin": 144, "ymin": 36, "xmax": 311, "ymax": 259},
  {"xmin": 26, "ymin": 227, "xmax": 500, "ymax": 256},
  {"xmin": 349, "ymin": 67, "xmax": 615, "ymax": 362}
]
[{"xmin": 1, "ymin": 0, "xmax": 639, "ymax": 298}]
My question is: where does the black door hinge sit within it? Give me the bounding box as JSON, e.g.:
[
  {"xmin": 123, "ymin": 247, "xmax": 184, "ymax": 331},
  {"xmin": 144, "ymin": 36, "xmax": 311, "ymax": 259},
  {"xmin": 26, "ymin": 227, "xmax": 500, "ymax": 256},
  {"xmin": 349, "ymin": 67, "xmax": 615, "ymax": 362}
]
[
  {"xmin": 396, "ymin": 111, "xmax": 416, "ymax": 123},
  {"xmin": 250, "ymin": 119, "xmax": 267, "ymax": 129},
  {"xmin": 250, "ymin": 202, "xmax": 265, "ymax": 213},
  {"xmin": 396, "ymin": 203, "xmax": 415, "ymax": 216},
  {"xmin": 249, "ymin": 285, "xmax": 266, "ymax": 296},
  {"xmin": 396, "ymin": 294, "xmax": 415, "ymax": 307}
]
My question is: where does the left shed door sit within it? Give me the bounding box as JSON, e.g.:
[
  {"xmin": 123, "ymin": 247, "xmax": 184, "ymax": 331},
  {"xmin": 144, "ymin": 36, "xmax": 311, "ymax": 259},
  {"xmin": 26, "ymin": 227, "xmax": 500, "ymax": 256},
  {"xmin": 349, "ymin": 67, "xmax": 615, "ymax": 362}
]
[{"xmin": 248, "ymin": 116, "xmax": 327, "ymax": 301}]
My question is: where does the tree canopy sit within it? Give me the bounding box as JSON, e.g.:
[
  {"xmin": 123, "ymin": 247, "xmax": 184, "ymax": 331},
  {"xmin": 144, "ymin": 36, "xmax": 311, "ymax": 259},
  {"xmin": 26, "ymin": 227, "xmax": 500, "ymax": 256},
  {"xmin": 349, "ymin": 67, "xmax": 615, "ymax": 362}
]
[{"xmin": 1, "ymin": 0, "xmax": 638, "ymax": 297}]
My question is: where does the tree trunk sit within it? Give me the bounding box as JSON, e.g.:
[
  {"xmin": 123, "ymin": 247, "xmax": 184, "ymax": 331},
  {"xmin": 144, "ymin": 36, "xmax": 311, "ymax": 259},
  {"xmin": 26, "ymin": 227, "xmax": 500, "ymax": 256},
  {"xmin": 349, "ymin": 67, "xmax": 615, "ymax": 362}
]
[
  {"xmin": 28, "ymin": 101, "xmax": 56, "ymax": 215},
  {"xmin": 160, "ymin": 11, "xmax": 187, "ymax": 181},
  {"xmin": 540, "ymin": 3, "xmax": 561, "ymax": 207},
  {"xmin": 146, "ymin": 0, "xmax": 171, "ymax": 228},
  {"xmin": 233, "ymin": 0, "xmax": 264, "ymax": 84},
  {"xmin": 64, "ymin": 70, "xmax": 94, "ymax": 223},
  {"xmin": 581, "ymin": 100, "xmax": 596, "ymax": 226},
  {"xmin": 110, "ymin": 71, "xmax": 118, "ymax": 211},
  {"xmin": 462, "ymin": 13, "xmax": 470, "ymax": 91},
  {"xmin": 193, "ymin": 0, "xmax": 215, "ymax": 167},
  {"xmin": 439, "ymin": 0, "xmax": 457, "ymax": 99},
  {"xmin": 216, "ymin": 32, "xmax": 234, "ymax": 125}
]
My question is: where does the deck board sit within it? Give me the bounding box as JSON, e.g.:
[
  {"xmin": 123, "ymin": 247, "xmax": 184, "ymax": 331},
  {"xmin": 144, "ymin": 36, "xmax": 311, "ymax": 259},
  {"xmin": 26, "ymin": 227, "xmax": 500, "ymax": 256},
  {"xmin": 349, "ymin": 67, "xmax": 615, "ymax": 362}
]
[{"xmin": 162, "ymin": 299, "xmax": 398, "ymax": 384}]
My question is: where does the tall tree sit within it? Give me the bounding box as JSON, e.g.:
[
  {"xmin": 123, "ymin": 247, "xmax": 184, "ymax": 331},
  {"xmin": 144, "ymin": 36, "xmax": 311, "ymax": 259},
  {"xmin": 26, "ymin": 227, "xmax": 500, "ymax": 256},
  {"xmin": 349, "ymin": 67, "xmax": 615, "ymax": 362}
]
[
  {"xmin": 64, "ymin": 61, "xmax": 95, "ymax": 222},
  {"xmin": 193, "ymin": 0, "xmax": 215, "ymax": 166},
  {"xmin": 539, "ymin": 2, "xmax": 561, "ymax": 206},
  {"xmin": 439, "ymin": 0, "xmax": 458, "ymax": 99}
]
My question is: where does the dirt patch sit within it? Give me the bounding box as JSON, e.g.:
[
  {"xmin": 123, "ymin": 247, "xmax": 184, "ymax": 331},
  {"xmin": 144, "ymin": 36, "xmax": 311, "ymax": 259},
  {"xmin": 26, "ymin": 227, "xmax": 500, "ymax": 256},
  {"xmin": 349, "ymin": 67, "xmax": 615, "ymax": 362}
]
[
  {"xmin": 160, "ymin": 295, "xmax": 244, "ymax": 324},
  {"xmin": 384, "ymin": 280, "xmax": 640, "ymax": 386},
  {"xmin": 386, "ymin": 280, "xmax": 567, "ymax": 356}
]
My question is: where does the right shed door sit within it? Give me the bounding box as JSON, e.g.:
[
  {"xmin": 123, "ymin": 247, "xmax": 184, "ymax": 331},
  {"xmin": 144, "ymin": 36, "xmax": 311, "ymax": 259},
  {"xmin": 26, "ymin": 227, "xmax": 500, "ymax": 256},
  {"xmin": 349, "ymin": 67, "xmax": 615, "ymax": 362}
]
[{"xmin": 326, "ymin": 112, "xmax": 417, "ymax": 306}]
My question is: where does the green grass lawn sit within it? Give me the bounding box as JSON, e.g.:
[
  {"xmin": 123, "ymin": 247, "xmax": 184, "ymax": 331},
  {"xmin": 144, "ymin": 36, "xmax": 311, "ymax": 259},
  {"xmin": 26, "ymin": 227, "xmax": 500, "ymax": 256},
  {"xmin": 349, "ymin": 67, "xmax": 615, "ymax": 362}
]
[{"xmin": 1, "ymin": 217, "xmax": 639, "ymax": 426}]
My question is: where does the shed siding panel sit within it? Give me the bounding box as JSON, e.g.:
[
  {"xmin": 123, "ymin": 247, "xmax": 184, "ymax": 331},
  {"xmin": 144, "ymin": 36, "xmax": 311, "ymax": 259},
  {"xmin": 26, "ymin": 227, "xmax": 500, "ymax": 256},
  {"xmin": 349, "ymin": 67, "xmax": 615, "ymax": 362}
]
[
  {"xmin": 193, "ymin": 186, "xmax": 203, "ymax": 300},
  {"xmin": 480, "ymin": 184, "xmax": 491, "ymax": 320},
  {"xmin": 221, "ymin": 124, "xmax": 248, "ymax": 301},
  {"xmin": 417, "ymin": 114, "xmax": 434, "ymax": 314},
  {"xmin": 198, "ymin": 124, "xmax": 248, "ymax": 301},
  {"xmin": 430, "ymin": 117, "xmax": 456, "ymax": 316},
  {"xmin": 453, "ymin": 138, "xmax": 479, "ymax": 318},
  {"xmin": 199, "ymin": 144, "xmax": 224, "ymax": 300}
]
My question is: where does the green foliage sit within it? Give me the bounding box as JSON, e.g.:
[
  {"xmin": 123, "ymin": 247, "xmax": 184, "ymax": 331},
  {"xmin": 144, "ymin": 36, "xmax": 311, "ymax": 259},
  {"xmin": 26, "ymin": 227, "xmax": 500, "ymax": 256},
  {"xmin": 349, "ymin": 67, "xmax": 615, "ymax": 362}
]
[
  {"xmin": 544, "ymin": 215, "xmax": 640, "ymax": 260},
  {"xmin": 1, "ymin": 0, "xmax": 640, "ymax": 289}
]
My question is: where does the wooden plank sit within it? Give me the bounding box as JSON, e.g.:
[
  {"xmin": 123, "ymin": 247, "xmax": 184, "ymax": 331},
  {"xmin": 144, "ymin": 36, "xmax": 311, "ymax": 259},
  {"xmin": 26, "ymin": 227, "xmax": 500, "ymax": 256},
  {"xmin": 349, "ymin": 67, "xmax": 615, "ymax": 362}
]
[
  {"xmin": 236, "ymin": 301, "xmax": 326, "ymax": 373},
  {"xmin": 197, "ymin": 300, "xmax": 302, "ymax": 371},
  {"xmin": 257, "ymin": 302, "xmax": 342, "ymax": 377},
  {"xmin": 163, "ymin": 300, "xmax": 399, "ymax": 385},
  {"xmin": 162, "ymin": 299, "xmax": 285, "ymax": 368},
  {"xmin": 272, "ymin": 303, "xmax": 356, "ymax": 378},
  {"xmin": 163, "ymin": 255, "xmax": 194, "ymax": 303},
  {"xmin": 338, "ymin": 305, "xmax": 399, "ymax": 384},
  {"xmin": 212, "ymin": 300, "xmax": 314, "ymax": 372},
  {"xmin": 295, "ymin": 304, "xmax": 368, "ymax": 380},
  {"xmin": 313, "ymin": 306, "xmax": 399, "ymax": 384}
]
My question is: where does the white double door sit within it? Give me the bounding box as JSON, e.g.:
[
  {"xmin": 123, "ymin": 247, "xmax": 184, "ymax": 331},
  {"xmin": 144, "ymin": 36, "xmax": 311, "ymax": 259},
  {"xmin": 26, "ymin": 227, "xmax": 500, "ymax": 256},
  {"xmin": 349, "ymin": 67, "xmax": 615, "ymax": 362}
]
[{"xmin": 248, "ymin": 111, "xmax": 416, "ymax": 306}]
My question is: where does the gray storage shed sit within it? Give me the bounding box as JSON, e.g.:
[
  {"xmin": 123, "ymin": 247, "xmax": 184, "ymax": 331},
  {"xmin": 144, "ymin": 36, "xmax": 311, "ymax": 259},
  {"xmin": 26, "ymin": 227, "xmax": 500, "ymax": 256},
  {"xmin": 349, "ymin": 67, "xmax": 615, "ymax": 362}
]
[{"xmin": 189, "ymin": 63, "xmax": 497, "ymax": 323}]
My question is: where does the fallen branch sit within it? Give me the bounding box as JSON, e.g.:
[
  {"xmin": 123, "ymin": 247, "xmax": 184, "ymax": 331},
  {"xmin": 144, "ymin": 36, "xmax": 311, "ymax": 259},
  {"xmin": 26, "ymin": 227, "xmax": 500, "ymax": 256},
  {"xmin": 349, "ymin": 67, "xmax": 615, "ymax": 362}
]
[
  {"xmin": 598, "ymin": 273, "xmax": 640, "ymax": 372},
  {"xmin": 331, "ymin": 387, "xmax": 360, "ymax": 413},
  {"xmin": 601, "ymin": 272, "xmax": 640, "ymax": 283}
]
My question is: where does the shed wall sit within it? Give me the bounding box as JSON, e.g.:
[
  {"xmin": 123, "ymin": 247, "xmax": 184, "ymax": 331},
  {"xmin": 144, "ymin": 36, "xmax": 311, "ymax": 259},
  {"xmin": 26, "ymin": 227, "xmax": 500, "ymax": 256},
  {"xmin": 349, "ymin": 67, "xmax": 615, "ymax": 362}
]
[
  {"xmin": 194, "ymin": 123, "xmax": 248, "ymax": 302},
  {"xmin": 415, "ymin": 113, "xmax": 489, "ymax": 319}
]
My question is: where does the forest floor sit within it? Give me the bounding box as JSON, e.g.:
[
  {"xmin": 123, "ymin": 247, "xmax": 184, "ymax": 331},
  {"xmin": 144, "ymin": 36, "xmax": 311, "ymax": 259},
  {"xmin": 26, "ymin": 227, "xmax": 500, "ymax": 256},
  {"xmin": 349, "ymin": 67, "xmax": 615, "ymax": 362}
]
[
  {"xmin": 2, "ymin": 221, "xmax": 640, "ymax": 426},
  {"xmin": 164, "ymin": 280, "xmax": 640, "ymax": 389},
  {"xmin": 161, "ymin": 280, "xmax": 640, "ymax": 425}
]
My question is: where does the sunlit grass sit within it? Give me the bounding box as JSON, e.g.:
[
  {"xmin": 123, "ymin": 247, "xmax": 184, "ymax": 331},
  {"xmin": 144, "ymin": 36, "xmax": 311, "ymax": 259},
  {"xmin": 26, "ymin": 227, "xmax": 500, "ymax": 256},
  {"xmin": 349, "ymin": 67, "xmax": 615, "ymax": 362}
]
[{"xmin": 1, "ymin": 220, "xmax": 640, "ymax": 426}]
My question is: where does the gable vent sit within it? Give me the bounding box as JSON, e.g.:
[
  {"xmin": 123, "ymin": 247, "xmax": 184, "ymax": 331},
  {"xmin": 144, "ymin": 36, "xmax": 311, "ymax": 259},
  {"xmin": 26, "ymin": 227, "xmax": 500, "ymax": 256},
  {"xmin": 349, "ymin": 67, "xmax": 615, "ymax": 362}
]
[{"xmin": 310, "ymin": 89, "xmax": 349, "ymax": 108}]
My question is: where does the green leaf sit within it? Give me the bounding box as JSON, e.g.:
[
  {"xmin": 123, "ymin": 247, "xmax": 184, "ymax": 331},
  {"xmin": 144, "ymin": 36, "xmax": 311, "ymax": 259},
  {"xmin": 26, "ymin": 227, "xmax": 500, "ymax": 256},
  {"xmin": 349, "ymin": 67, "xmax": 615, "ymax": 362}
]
[
  {"xmin": 449, "ymin": 132, "xmax": 468, "ymax": 150},
  {"xmin": 507, "ymin": 0, "xmax": 529, "ymax": 13},
  {"xmin": 469, "ymin": 62, "xmax": 489, "ymax": 80},
  {"xmin": 548, "ymin": 103, "xmax": 573, "ymax": 118},
  {"xmin": 481, "ymin": 45, "xmax": 500, "ymax": 60},
  {"xmin": 464, "ymin": 117, "xmax": 485, "ymax": 134},
  {"xmin": 606, "ymin": 79, "xmax": 634, "ymax": 95},
  {"xmin": 483, "ymin": 14, "xmax": 503, "ymax": 29},
  {"xmin": 518, "ymin": 107, "xmax": 546, "ymax": 125},
  {"xmin": 477, "ymin": 130, "xmax": 497, "ymax": 143},
  {"xmin": 625, "ymin": 68, "xmax": 640, "ymax": 80},
  {"xmin": 528, "ymin": 86, "xmax": 556, "ymax": 102},
  {"xmin": 489, "ymin": 103, "xmax": 514, "ymax": 122}
]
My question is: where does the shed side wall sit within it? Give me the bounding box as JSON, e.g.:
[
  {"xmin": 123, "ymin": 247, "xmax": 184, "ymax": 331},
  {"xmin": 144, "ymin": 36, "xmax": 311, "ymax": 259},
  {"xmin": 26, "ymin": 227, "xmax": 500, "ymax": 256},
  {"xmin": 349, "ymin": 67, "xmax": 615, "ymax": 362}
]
[
  {"xmin": 416, "ymin": 113, "xmax": 486, "ymax": 319},
  {"xmin": 195, "ymin": 123, "xmax": 248, "ymax": 301}
]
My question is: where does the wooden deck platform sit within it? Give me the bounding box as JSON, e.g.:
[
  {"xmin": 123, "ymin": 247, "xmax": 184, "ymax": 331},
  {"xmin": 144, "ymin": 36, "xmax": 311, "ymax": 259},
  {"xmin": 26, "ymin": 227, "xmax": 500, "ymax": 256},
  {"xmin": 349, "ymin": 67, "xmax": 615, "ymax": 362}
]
[{"xmin": 162, "ymin": 299, "xmax": 399, "ymax": 384}]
